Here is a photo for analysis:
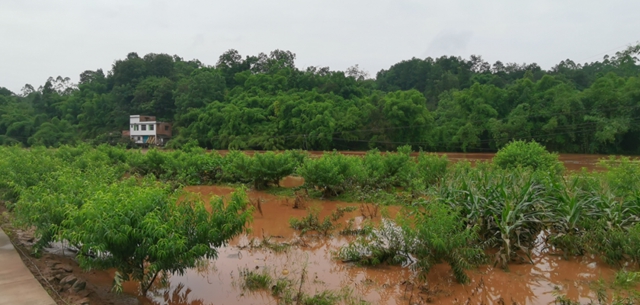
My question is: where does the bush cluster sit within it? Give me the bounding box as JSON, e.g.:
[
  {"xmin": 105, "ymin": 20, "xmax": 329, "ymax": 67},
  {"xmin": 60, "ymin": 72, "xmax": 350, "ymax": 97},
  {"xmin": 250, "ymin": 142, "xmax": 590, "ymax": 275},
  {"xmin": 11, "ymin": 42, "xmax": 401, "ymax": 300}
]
[
  {"xmin": 298, "ymin": 146, "xmax": 448, "ymax": 197},
  {"xmin": 0, "ymin": 145, "xmax": 253, "ymax": 295},
  {"xmin": 339, "ymin": 145, "xmax": 640, "ymax": 283},
  {"xmin": 4, "ymin": 141, "xmax": 640, "ymax": 291}
]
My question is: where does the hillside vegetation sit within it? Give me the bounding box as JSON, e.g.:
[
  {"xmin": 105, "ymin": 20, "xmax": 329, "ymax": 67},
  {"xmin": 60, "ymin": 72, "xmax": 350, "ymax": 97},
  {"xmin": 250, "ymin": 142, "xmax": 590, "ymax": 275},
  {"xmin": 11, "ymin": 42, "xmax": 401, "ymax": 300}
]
[{"xmin": 1, "ymin": 45, "xmax": 639, "ymax": 153}]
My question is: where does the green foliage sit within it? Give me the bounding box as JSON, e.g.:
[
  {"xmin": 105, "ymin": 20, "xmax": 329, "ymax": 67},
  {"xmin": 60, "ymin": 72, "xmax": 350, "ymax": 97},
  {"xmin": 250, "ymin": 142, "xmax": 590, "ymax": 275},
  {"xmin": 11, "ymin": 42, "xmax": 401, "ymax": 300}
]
[
  {"xmin": 598, "ymin": 157, "xmax": 640, "ymax": 197},
  {"xmin": 6, "ymin": 144, "xmax": 640, "ymax": 296},
  {"xmin": 625, "ymin": 224, "xmax": 640, "ymax": 263},
  {"xmin": 338, "ymin": 219, "xmax": 412, "ymax": 267},
  {"xmin": 161, "ymin": 149, "xmax": 224, "ymax": 185},
  {"xmin": 404, "ymin": 202, "xmax": 484, "ymax": 283},
  {"xmin": 340, "ymin": 203, "xmax": 483, "ymax": 284},
  {"xmin": 14, "ymin": 167, "xmax": 120, "ymax": 250},
  {"xmin": 63, "ymin": 185, "xmax": 251, "ymax": 295},
  {"xmin": 289, "ymin": 205, "xmax": 356, "ymax": 236},
  {"xmin": 249, "ymin": 151, "xmax": 300, "ymax": 189},
  {"xmin": 547, "ymin": 183, "xmax": 594, "ymax": 257},
  {"xmin": 221, "ymin": 150, "xmax": 253, "ymax": 183},
  {"xmin": 3, "ymin": 45, "xmax": 640, "ymax": 153},
  {"xmin": 415, "ymin": 152, "xmax": 448, "ymax": 188},
  {"xmin": 434, "ymin": 168, "xmax": 552, "ymax": 268},
  {"xmin": 613, "ymin": 270, "xmax": 640, "ymax": 288},
  {"xmin": 0, "ymin": 146, "xmax": 61, "ymax": 200},
  {"xmin": 297, "ymin": 152, "xmax": 357, "ymax": 197},
  {"xmin": 3, "ymin": 145, "xmax": 253, "ymax": 295},
  {"xmin": 239, "ymin": 268, "xmax": 273, "ymax": 290},
  {"xmin": 493, "ymin": 140, "xmax": 563, "ymax": 173},
  {"xmin": 271, "ymin": 278, "xmax": 291, "ymax": 296},
  {"xmin": 356, "ymin": 146, "xmax": 416, "ymax": 189},
  {"xmin": 300, "ymin": 290, "xmax": 342, "ymax": 305}
]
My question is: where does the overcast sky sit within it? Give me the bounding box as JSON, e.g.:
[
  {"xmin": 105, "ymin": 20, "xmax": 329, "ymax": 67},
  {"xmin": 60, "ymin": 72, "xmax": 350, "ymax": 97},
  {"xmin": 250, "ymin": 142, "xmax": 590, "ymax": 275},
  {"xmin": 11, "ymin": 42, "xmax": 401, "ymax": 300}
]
[{"xmin": 1, "ymin": 0, "xmax": 639, "ymax": 93}]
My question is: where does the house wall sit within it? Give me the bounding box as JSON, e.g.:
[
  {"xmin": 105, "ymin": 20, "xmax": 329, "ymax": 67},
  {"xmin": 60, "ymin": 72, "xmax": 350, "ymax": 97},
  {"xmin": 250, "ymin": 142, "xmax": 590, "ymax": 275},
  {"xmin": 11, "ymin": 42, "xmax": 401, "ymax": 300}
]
[
  {"xmin": 128, "ymin": 115, "xmax": 171, "ymax": 145},
  {"xmin": 130, "ymin": 122, "xmax": 157, "ymax": 137},
  {"xmin": 156, "ymin": 122, "xmax": 172, "ymax": 137}
]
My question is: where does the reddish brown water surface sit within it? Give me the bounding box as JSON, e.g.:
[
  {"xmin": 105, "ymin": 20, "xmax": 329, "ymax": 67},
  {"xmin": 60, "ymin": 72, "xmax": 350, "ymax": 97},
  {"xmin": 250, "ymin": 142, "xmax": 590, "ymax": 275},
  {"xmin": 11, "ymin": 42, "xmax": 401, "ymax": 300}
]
[
  {"xmin": 126, "ymin": 185, "xmax": 628, "ymax": 305},
  {"xmin": 211, "ymin": 150, "xmax": 615, "ymax": 171}
]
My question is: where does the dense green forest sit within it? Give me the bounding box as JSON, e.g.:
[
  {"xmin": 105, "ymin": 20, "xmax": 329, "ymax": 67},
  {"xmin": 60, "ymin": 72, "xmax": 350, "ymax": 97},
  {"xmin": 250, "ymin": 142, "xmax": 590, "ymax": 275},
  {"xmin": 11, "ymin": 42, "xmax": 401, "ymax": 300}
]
[{"xmin": 1, "ymin": 45, "xmax": 639, "ymax": 153}]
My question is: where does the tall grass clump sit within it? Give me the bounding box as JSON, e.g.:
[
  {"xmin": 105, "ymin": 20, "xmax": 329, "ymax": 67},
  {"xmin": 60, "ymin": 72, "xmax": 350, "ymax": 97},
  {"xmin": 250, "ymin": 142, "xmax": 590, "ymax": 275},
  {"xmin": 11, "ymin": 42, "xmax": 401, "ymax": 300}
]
[
  {"xmin": 339, "ymin": 202, "xmax": 484, "ymax": 283},
  {"xmin": 290, "ymin": 205, "xmax": 357, "ymax": 236},
  {"xmin": 433, "ymin": 166, "xmax": 553, "ymax": 268},
  {"xmin": 239, "ymin": 267, "xmax": 273, "ymax": 290}
]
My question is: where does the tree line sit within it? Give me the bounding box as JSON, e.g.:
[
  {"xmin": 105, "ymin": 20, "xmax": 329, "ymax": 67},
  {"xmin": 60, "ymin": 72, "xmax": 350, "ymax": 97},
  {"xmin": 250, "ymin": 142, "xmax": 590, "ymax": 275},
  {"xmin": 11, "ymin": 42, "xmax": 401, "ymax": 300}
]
[{"xmin": 1, "ymin": 45, "xmax": 639, "ymax": 153}]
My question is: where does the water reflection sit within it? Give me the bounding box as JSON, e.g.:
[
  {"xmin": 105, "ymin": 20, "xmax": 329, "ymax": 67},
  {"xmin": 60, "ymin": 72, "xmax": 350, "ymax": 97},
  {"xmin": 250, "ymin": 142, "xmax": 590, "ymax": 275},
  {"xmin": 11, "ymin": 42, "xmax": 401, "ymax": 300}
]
[
  {"xmin": 139, "ymin": 185, "xmax": 624, "ymax": 305},
  {"xmin": 146, "ymin": 283, "xmax": 210, "ymax": 305}
]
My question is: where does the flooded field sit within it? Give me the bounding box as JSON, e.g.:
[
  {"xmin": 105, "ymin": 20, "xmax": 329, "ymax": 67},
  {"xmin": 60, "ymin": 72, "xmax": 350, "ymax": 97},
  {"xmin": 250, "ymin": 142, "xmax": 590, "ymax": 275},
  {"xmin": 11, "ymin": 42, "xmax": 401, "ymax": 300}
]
[
  {"xmin": 210, "ymin": 150, "xmax": 614, "ymax": 171},
  {"xmin": 129, "ymin": 184, "xmax": 623, "ymax": 305}
]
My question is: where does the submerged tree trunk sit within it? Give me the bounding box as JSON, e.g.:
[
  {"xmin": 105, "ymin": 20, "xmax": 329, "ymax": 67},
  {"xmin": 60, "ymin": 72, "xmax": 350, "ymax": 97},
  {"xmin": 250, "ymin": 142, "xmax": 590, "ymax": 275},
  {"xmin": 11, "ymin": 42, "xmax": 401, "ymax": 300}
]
[{"xmin": 142, "ymin": 270, "xmax": 160, "ymax": 296}]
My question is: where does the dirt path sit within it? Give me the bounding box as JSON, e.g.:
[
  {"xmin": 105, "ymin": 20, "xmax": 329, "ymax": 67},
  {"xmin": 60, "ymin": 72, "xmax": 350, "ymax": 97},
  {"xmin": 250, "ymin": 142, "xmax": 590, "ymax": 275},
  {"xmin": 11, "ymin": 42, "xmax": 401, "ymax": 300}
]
[{"xmin": 0, "ymin": 227, "xmax": 56, "ymax": 305}]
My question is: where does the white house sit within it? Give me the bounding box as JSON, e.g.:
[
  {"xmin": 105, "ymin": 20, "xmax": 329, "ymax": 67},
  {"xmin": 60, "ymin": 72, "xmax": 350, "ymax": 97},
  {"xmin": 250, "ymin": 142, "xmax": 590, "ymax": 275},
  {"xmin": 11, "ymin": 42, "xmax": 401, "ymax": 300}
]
[{"xmin": 125, "ymin": 115, "xmax": 172, "ymax": 146}]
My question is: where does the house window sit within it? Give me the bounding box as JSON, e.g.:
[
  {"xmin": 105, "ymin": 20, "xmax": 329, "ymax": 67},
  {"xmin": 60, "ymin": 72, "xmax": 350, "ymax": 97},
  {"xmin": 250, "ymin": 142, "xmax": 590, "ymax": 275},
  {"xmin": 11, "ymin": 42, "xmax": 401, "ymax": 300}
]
[
  {"xmin": 133, "ymin": 125, "xmax": 139, "ymax": 131},
  {"xmin": 141, "ymin": 125, "xmax": 146, "ymax": 131},
  {"xmin": 130, "ymin": 125, "xmax": 133, "ymax": 129},
  {"xmin": 149, "ymin": 124, "xmax": 154, "ymax": 131},
  {"xmin": 164, "ymin": 125, "xmax": 169, "ymax": 131}
]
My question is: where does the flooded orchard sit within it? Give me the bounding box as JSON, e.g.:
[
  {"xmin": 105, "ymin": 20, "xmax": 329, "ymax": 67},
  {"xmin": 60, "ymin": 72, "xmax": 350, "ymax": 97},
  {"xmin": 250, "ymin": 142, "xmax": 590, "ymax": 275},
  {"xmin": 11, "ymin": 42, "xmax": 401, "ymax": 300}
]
[
  {"xmin": 131, "ymin": 182, "xmax": 621, "ymax": 305},
  {"xmin": 214, "ymin": 151, "xmax": 612, "ymax": 172}
]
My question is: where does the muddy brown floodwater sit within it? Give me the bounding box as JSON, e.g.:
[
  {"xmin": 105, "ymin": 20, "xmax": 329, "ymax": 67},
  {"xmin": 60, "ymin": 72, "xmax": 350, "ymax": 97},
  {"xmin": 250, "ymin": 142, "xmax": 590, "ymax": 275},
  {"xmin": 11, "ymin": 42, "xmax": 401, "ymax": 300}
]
[
  {"xmin": 210, "ymin": 150, "xmax": 618, "ymax": 171},
  {"xmin": 119, "ymin": 183, "xmax": 628, "ymax": 305}
]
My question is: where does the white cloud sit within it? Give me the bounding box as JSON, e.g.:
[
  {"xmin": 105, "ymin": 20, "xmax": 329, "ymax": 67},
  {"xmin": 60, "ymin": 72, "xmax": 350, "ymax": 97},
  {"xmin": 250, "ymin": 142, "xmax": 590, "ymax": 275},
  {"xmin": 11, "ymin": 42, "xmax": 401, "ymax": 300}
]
[{"xmin": 1, "ymin": 0, "xmax": 639, "ymax": 92}]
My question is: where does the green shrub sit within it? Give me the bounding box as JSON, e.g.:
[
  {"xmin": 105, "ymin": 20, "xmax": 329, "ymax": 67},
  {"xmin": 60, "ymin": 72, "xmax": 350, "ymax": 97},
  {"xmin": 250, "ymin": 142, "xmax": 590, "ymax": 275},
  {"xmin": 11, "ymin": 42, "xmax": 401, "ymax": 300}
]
[
  {"xmin": 126, "ymin": 148, "xmax": 168, "ymax": 177},
  {"xmin": 249, "ymin": 151, "xmax": 298, "ymax": 189},
  {"xmin": 357, "ymin": 149, "xmax": 388, "ymax": 189},
  {"xmin": 297, "ymin": 152, "xmax": 359, "ymax": 197},
  {"xmin": 381, "ymin": 145, "xmax": 414, "ymax": 188},
  {"xmin": 63, "ymin": 183, "xmax": 252, "ymax": 295},
  {"xmin": 416, "ymin": 152, "xmax": 448, "ymax": 187},
  {"xmin": 13, "ymin": 167, "xmax": 120, "ymax": 251},
  {"xmin": 493, "ymin": 140, "xmax": 563, "ymax": 173},
  {"xmin": 162, "ymin": 150, "xmax": 224, "ymax": 185},
  {"xmin": 404, "ymin": 202, "xmax": 484, "ymax": 283},
  {"xmin": 599, "ymin": 156, "xmax": 640, "ymax": 198},
  {"xmin": 339, "ymin": 202, "xmax": 483, "ymax": 284},
  {"xmin": 301, "ymin": 290, "xmax": 341, "ymax": 305},
  {"xmin": 221, "ymin": 150, "xmax": 253, "ymax": 183},
  {"xmin": 0, "ymin": 146, "xmax": 61, "ymax": 201}
]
